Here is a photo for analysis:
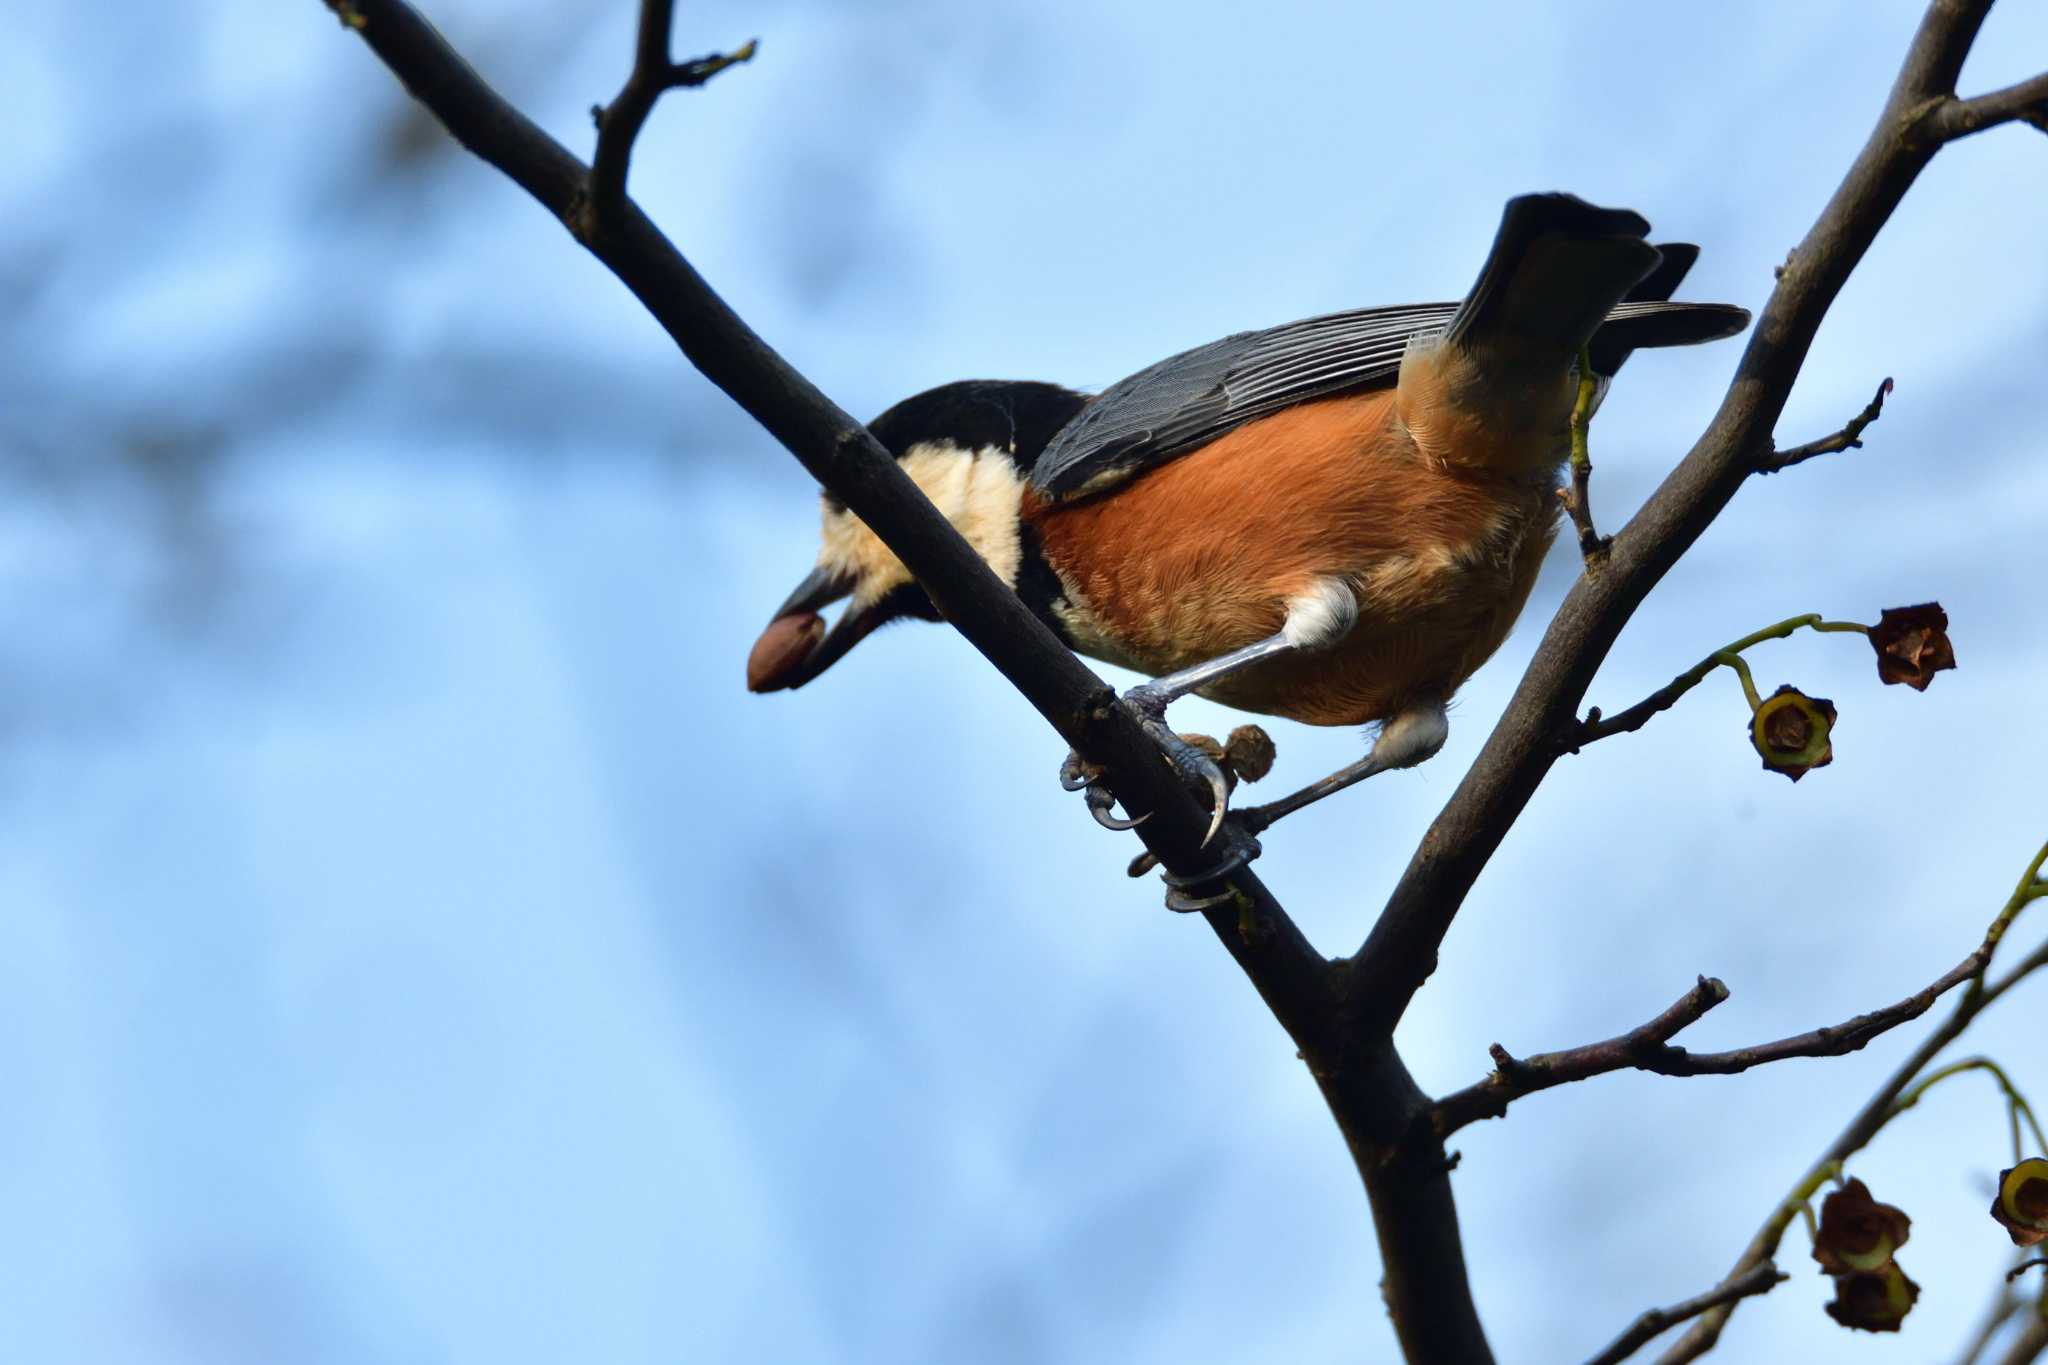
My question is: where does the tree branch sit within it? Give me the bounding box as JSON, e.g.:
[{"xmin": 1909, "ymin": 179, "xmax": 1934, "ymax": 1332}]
[
  {"xmin": 319, "ymin": 4, "xmax": 1497, "ymax": 1361},
  {"xmin": 317, "ymin": 0, "xmax": 1328, "ymax": 979},
  {"xmin": 1345, "ymin": 0, "xmax": 2013, "ymax": 1042},
  {"xmin": 1567, "ymin": 613, "xmax": 1867, "ymax": 750},
  {"xmin": 1584, "ymin": 1261, "xmax": 1788, "ymax": 1365},
  {"xmin": 581, "ymin": 0, "xmax": 755, "ymax": 237},
  {"xmin": 1433, "ymin": 976, "xmax": 1728, "ymax": 1137},
  {"xmin": 1354, "ymin": 2, "xmax": 2022, "ymax": 1304},
  {"xmin": 315, "ymin": 3, "xmax": 2038, "ymax": 1362},
  {"xmin": 1435, "ymin": 931, "xmax": 1992, "ymax": 1137},
  {"xmin": 1993, "ymin": 1313, "xmax": 2048, "ymax": 1365},
  {"xmin": 1655, "ymin": 840, "xmax": 2048, "ymax": 1362},
  {"xmin": 1931, "ymin": 69, "xmax": 2048, "ymax": 140},
  {"xmin": 1756, "ymin": 376, "xmax": 1894, "ymax": 474}
]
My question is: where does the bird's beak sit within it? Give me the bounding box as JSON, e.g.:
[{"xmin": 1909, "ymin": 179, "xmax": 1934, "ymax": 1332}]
[{"xmin": 747, "ymin": 565, "xmax": 889, "ymax": 692}]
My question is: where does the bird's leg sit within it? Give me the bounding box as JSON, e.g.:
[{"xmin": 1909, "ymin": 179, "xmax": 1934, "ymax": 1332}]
[
  {"xmin": 1236, "ymin": 697, "xmax": 1449, "ymax": 835},
  {"xmin": 1066, "ymin": 580, "xmax": 1357, "ymax": 845}
]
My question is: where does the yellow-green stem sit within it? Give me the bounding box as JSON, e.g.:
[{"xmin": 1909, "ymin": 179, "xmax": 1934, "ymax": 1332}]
[
  {"xmin": 1670, "ymin": 615, "xmax": 1864, "ymax": 717},
  {"xmin": 1981, "ymin": 842, "xmax": 2048, "ymax": 966},
  {"xmin": 1713, "ymin": 652, "xmax": 1762, "ymax": 712},
  {"xmin": 1893, "ymin": 1057, "xmax": 2048, "ymax": 1166},
  {"xmin": 1777, "ymin": 1160, "xmax": 1844, "ymax": 1249},
  {"xmin": 1570, "ymin": 347, "xmax": 1596, "ymax": 474}
]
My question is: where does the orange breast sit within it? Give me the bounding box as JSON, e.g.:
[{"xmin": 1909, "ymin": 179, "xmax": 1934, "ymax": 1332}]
[{"xmin": 1027, "ymin": 389, "xmax": 1558, "ymax": 727}]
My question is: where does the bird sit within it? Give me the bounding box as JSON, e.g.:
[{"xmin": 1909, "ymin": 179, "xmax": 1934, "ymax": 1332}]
[{"xmin": 747, "ymin": 194, "xmax": 1749, "ymax": 852}]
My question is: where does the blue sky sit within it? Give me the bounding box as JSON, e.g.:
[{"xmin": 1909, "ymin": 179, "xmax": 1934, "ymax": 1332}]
[{"xmin": 5, "ymin": 1, "xmax": 2047, "ymax": 1360}]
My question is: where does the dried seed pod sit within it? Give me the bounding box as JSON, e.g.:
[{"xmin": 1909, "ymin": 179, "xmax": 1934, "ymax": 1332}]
[
  {"xmin": 1223, "ymin": 725, "xmax": 1277, "ymax": 783},
  {"xmin": 1991, "ymin": 1158, "xmax": 2048, "ymax": 1248},
  {"xmin": 1823, "ymin": 1263, "xmax": 1919, "ymax": 1333},
  {"xmin": 1869, "ymin": 602, "xmax": 1955, "ymax": 691},
  {"xmin": 747, "ymin": 612, "xmax": 825, "ymax": 692},
  {"xmin": 1812, "ymin": 1179, "xmax": 1910, "ymax": 1274},
  {"xmin": 1750, "ymin": 685, "xmax": 1835, "ymax": 781}
]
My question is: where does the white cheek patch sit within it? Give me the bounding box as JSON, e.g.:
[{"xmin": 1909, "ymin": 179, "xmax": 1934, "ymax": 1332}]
[
  {"xmin": 813, "ymin": 444, "xmax": 1026, "ymax": 606},
  {"xmin": 817, "ymin": 504, "xmax": 913, "ymax": 605},
  {"xmin": 898, "ymin": 443, "xmax": 1025, "ymax": 589}
]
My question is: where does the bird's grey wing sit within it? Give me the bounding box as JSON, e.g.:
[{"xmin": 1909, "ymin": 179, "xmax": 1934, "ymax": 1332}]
[
  {"xmin": 1029, "ymin": 296, "xmax": 1747, "ymax": 503},
  {"xmin": 1028, "ymin": 303, "xmax": 1456, "ymax": 503}
]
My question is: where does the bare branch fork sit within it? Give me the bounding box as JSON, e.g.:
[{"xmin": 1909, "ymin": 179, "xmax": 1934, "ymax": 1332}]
[
  {"xmin": 579, "ymin": 0, "xmax": 755, "ymax": 237},
  {"xmin": 318, "ymin": 0, "xmax": 2047, "ymax": 1360}
]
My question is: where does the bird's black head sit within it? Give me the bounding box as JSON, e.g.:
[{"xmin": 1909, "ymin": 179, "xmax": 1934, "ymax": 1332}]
[{"xmin": 748, "ymin": 380, "xmax": 1086, "ymax": 693}]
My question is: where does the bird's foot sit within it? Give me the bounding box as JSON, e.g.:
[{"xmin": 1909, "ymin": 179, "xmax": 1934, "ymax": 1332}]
[
  {"xmin": 1113, "ymin": 683, "xmax": 1243, "ymax": 844},
  {"xmin": 1113, "ymin": 724, "xmax": 1276, "ymax": 886},
  {"xmin": 1059, "ymin": 749, "xmax": 1148, "ymax": 831},
  {"xmin": 1061, "ymin": 707, "xmax": 1275, "ymax": 855},
  {"xmin": 1060, "ymin": 682, "xmax": 1229, "ymax": 837},
  {"xmin": 1157, "ymin": 819, "xmax": 1264, "ymax": 912}
]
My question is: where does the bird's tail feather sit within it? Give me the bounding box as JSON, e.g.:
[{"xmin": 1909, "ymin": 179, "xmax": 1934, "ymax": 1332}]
[
  {"xmin": 1587, "ymin": 242, "xmax": 1749, "ymax": 374},
  {"xmin": 1443, "ymin": 194, "xmax": 1662, "ymax": 361}
]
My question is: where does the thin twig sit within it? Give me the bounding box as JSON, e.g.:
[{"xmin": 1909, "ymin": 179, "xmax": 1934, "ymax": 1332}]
[
  {"xmin": 2010, "ymin": 1259, "xmax": 2048, "ymax": 1284},
  {"xmin": 1583, "ymin": 1262, "xmax": 1787, "ymax": 1365},
  {"xmin": 1433, "ymin": 976, "xmax": 1727, "ymax": 1136},
  {"xmin": 1757, "ymin": 376, "xmax": 1894, "ymax": 473},
  {"xmin": 1656, "ymin": 841, "xmax": 2048, "ymax": 1363},
  {"xmin": 1956, "ymin": 1281, "xmax": 2024, "ymax": 1365},
  {"xmin": 1994, "ymin": 1313, "xmax": 2048, "ymax": 1365},
  {"xmin": 579, "ymin": 0, "xmax": 755, "ymax": 238},
  {"xmin": 1434, "ymin": 936, "xmax": 1987, "ymax": 1135},
  {"xmin": 1892, "ymin": 1056, "xmax": 2048, "ymax": 1164},
  {"xmin": 1566, "ymin": 613, "xmax": 1868, "ymax": 750}
]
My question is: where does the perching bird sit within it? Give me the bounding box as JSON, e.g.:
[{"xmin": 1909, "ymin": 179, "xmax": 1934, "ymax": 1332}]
[{"xmin": 748, "ymin": 194, "xmax": 1748, "ymax": 846}]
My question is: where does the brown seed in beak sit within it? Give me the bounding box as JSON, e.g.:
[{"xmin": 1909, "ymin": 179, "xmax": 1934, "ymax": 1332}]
[{"xmin": 747, "ymin": 612, "xmax": 826, "ymax": 692}]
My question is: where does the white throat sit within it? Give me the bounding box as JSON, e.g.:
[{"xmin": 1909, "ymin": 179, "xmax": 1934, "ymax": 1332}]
[{"xmin": 818, "ymin": 442, "xmax": 1026, "ymax": 603}]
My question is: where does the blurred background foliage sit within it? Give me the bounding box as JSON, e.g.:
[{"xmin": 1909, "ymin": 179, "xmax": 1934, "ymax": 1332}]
[{"xmin": 4, "ymin": 1, "xmax": 2046, "ymax": 1360}]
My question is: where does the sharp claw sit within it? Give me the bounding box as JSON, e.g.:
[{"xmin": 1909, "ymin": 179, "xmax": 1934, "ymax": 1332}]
[
  {"xmin": 1087, "ymin": 784, "xmax": 1149, "ymax": 831},
  {"xmin": 1200, "ymin": 769, "xmax": 1230, "ymax": 846},
  {"xmin": 1164, "ymin": 884, "xmax": 1238, "ymax": 913},
  {"xmin": 1155, "ymin": 826, "xmax": 1263, "ymax": 912},
  {"xmin": 1091, "ymin": 802, "xmax": 1149, "ymax": 832},
  {"xmin": 1058, "ymin": 752, "xmax": 1098, "ymax": 791}
]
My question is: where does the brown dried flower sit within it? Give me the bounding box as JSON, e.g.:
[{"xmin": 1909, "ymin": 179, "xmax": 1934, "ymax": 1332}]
[
  {"xmin": 1868, "ymin": 603, "xmax": 1955, "ymax": 691},
  {"xmin": 1991, "ymin": 1158, "xmax": 2048, "ymax": 1248},
  {"xmin": 1223, "ymin": 725, "xmax": 1277, "ymax": 784},
  {"xmin": 1812, "ymin": 1178, "xmax": 1911, "ymax": 1274},
  {"xmin": 1182, "ymin": 726, "xmax": 1278, "ymax": 789},
  {"xmin": 1750, "ymin": 685, "xmax": 1836, "ymax": 781},
  {"xmin": 1823, "ymin": 1262, "xmax": 1919, "ymax": 1333}
]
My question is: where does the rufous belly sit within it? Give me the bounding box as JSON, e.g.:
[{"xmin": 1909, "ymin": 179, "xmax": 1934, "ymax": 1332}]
[{"xmin": 1028, "ymin": 389, "xmax": 1559, "ymax": 727}]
